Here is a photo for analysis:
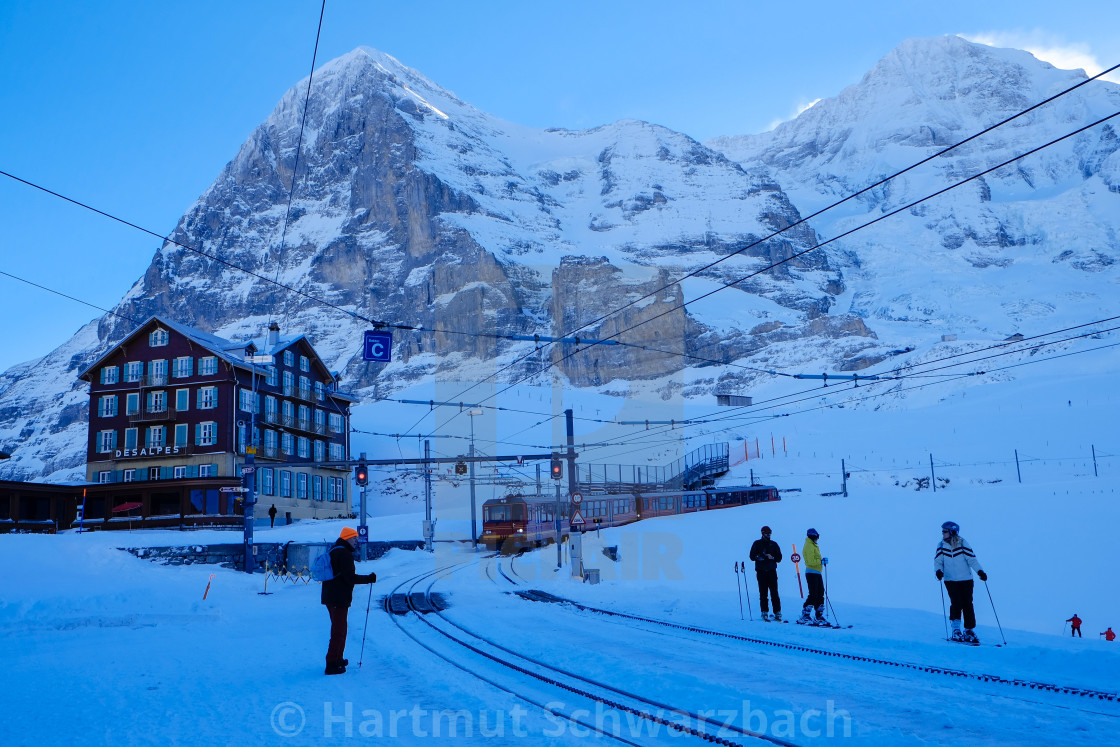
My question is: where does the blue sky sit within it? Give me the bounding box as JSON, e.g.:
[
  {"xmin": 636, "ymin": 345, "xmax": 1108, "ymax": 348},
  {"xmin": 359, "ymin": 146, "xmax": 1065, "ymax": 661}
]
[{"xmin": 1, "ymin": 0, "xmax": 1117, "ymax": 372}]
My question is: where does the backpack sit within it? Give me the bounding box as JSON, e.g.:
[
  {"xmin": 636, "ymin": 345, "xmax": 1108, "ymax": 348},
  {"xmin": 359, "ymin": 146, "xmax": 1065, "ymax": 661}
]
[{"xmin": 311, "ymin": 547, "xmax": 336, "ymax": 582}]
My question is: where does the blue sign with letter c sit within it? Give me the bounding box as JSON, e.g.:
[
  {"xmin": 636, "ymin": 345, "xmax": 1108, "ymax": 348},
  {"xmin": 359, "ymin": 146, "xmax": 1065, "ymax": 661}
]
[{"xmin": 363, "ymin": 331, "xmax": 393, "ymax": 362}]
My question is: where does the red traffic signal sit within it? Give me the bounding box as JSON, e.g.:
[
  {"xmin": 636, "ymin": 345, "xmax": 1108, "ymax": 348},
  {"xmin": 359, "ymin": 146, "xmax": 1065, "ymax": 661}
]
[
  {"xmin": 550, "ymin": 458, "xmax": 563, "ymax": 480},
  {"xmin": 354, "ymin": 461, "xmax": 369, "ymax": 487}
]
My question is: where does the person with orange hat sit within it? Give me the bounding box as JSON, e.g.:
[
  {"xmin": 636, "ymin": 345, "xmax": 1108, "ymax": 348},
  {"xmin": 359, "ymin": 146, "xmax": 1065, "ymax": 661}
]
[{"xmin": 321, "ymin": 527, "xmax": 376, "ymax": 675}]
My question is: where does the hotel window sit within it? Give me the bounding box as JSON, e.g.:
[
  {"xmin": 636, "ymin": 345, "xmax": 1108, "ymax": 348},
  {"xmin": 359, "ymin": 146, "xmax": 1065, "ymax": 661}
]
[
  {"xmin": 299, "ymin": 355, "xmax": 309, "ymax": 372},
  {"xmin": 147, "ymin": 390, "xmax": 166, "ymax": 413},
  {"xmin": 149, "ymin": 466, "xmax": 161, "ymax": 480},
  {"xmin": 149, "ymin": 328, "xmax": 169, "ymax": 347},
  {"xmin": 99, "ymin": 471, "xmax": 112, "ymax": 483},
  {"xmin": 147, "ymin": 426, "xmax": 165, "ymax": 448},
  {"xmin": 329, "ymin": 412, "xmax": 343, "ymax": 433},
  {"xmin": 266, "ymin": 366, "xmax": 278, "ymax": 386},
  {"xmin": 196, "ymin": 421, "xmax": 217, "ymax": 443},
  {"xmin": 282, "ymin": 370, "xmax": 294, "ymax": 395},
  {"xmin": 199, "ymin": 464, "xmax": 214, "ymax": 477},
  {"xmin": 280, "ymin": 470, "xmax": 292, "ymax": 497},
  {"xmin": 98, "ymin": 395, "xmax": 117, "ymax": 417},
  {"xmin": 100, "ymin": 366, "xmax": 119, "ymax": 384},
  {"xmin": 260, "ymin": 468, "xmax": 274, "ymax": 496},
  {"xmin": 315, "ymin": 409, "xmax": 325, "ymax": 432},
  {"xmin": 175, "ymin": 389, "xmax": 190, "ymax": 412},
  {"xmin": 283, "ymin": 350, "xmax": 294, "ymax": 367},
  {"xmin": 314, "ymin": 381, "xmax": 325, "ymax": 401},
  {"xmin": 298, "ymin": 404, "xmax": 310, "ymax": 425},
  {"xmin": 313, "ymin": 474, "xmax": 323, "ymax": 501},
  {"xmin": 123, "ymin": 469, "xmax": 135, "ymax": 483},
  {"xmin": 97, "ymin": 430, "xmax": 117, "ymax": 453},
  {"xmin": 239, "ymin": 388, "xmax": 255, "ymax": 412},
  {"xmin": 198, "ymin": 356, "xmax": 218, "ymax": 376},
  {"xmin": 174, "ymin": 466, "xmax": 187, "ymax": 480},
  {"xmin": 299, "ymin": 376, "xmax": 310, "ymax": 396},
  {"xmin": 297, "ymin": 473, "xmax": 308, "ymax": 499},
  {"xmin": 265, "ymin": 395, "xmax": 278, "ymax": 422},
  {"xmin": 124, "ymin": 361, "xmax": 144, "ymax": 382},
  {"xmin": 264, "ymin": 429, "xmax": 278, "ymax": 453},
  {"xmin": 298, "ymin": 436, "xmax": 310, "ymax": 459},
  {"xmin": 197, "ymin": 386, "xmax": 217, "ymax": 409},
  {"xmin": 196, "ymin": 422, "xmax": 217, "ymax": 447},
  {"xmin": 125, "ymin": 428, "xmax": 138, "ymax": 450},
  {"xmin": 126, "ymin": 392, "xmax": 139, "ymax": 415},
  {"xmin": 172, "ymin": 356, "xmax": 193, "ymax": 378},
  {"xmin": 314, "ymin": 440, "xmax": 325, "ymax": 462},
  {"xmin": 281, "ymin": 433, "xmax": 294, "ymax": 455},
  {"xmin": 281, "ymin": 400, "xmax": 294, "ymax": 422},
  {"xmin": 330, "ymin": 442, "xmax": 344, "ymax": 461},
  {"xmin": 174, "ymin": 423, "xmax": 188, "ymax": 447},
  {"xmin": 334, "ymin": 478, "xmax": 346, "ymax": 503},
  {"xmin": 149, "ymin": 359, "xmax": 168, "ymax": 385},
  {"xmin": 237, "ymin": 423, "xmax": 247, "ymax": 454}
]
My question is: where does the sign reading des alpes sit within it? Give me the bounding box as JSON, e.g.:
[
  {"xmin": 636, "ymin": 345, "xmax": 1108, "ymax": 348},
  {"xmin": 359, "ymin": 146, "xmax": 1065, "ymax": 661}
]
[{"xmin": 114, "ymin": 446, "xmax": 185, "ymax": 458}]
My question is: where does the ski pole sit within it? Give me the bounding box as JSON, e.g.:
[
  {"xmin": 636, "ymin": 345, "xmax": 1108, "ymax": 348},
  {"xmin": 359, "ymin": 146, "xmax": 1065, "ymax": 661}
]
[
  {"xmin": 939, "ymin": 580, "xmax": 949, "ymax": 641},
  {"xmin": 824, "ymin": 561, "xmax": 840, "ymax": 626},
  {"xmin": 733, "ymin": 562, "xmax": 744, "ymax": 620},
  {"xmin": 741, "ymin": 559, "xmax": 753, "ymax": 621},
  {"xmin": 983, "ymin": 579, "xmax": 1007, "ymax": 645},
  {"xmin": 358, "ymin": 582, "xmax": 374, "ymax": 669}
]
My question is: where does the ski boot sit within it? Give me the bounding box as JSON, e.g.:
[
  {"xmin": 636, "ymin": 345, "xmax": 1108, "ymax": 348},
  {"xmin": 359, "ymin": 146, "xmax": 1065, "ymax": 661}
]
[
  {"xmin": 813, "ymin": 606, "xmax": 830, "ymax": 626},
  {"xmin": 773, "ymin": 612, "xmax": 783, "ymax": 622},
  {"xmin": 798, "ymin": 607, "xmax": 813, "ymax": 624},
  {"xmin": 761, "ymin": 612, "xmax": 773, "ymax": 622},
  {"xmin": 325, "ymin": 661, "xmax": 346, "ymax": 675},
  {"xmin": 950, "ymin": 629, "xmax": 965, "ymax": 642},
  {"xmin": 963, "ymin": 629, "xmax": 980, "ymax": 644}
]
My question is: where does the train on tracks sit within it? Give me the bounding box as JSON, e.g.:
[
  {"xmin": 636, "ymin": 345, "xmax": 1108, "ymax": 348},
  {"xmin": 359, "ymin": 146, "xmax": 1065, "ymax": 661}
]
[{"xmin": 480, "ymin": 484, "xmax": 779, "ymax": 551}]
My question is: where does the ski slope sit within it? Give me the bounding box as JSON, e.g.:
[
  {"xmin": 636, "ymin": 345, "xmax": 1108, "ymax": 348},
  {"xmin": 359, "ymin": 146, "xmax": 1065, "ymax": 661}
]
[{"xmin": 2, "ymin": 465, "xmax": 1117, "ymax": 745}]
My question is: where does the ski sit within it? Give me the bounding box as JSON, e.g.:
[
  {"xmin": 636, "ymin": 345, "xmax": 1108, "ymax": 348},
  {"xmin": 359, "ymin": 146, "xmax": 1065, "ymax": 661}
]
[{"xmin": 947, "ymin": 637, "xmax": 981, "ymax": 646}]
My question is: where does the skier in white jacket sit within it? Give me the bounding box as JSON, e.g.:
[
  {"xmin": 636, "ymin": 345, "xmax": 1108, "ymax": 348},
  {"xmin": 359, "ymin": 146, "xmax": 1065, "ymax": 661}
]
[{"xmin": 934, "ymin": 521, "xmax": 987, "ymax": 644}]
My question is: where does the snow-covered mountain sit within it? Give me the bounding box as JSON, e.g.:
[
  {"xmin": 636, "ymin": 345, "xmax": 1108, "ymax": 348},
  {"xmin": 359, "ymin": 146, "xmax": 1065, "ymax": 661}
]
[{"xmin": 2, "ymin": 37, "xmax": 1119, "ymax": 482}]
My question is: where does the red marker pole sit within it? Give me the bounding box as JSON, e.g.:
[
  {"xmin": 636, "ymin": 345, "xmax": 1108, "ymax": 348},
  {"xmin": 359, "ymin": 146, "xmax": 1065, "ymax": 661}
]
[
  {"xmin": 791, "ymin": 544, "xmax": 803, "ymax": 598},
  {"xmin": 202, "ymin": 573, "xmax": 215, "ymax": 600}
]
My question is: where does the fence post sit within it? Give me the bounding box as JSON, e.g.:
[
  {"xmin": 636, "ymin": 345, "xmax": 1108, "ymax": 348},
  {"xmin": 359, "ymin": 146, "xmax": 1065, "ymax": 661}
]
[
  {"xmin": 1015, "ymin": 449, "xmax": 1022, "ymax": 484},
  {"xmin": 842, "ymin": 459, "xmax": 848, "ymax": 497},
  {"xmin": 930, "ymin": 454, "xmax": 936, "ymax": 493},
  {"xmin": 1092, "ymin": 445, "xmax": 1098, "ymax": 477}
]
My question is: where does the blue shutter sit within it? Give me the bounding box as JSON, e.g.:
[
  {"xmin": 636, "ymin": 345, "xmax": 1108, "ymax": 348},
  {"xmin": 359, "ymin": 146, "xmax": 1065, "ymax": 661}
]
[{"xmin": 195, "ymin": 423, "xmax": 202, "ymax": 445}]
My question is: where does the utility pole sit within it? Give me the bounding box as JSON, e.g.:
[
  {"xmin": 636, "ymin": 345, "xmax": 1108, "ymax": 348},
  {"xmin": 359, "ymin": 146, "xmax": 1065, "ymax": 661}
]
[
  {"xmin": 468, "ymin": 409, "xmax": 482, "ymax": 550},
  {"xmin": 242, "ymin": 352, "xmax": 272, "ymax": 573},
  {"xmin": 424, "ymin": 440, "xmax": 433, "ymax": 552},
  {"xmin": 841, "ymin": 459, "xmax": 848, "ymax": 497},
  {"xmin": 565, "ymin": 408, "xmax": 582, "ymax": 579}
]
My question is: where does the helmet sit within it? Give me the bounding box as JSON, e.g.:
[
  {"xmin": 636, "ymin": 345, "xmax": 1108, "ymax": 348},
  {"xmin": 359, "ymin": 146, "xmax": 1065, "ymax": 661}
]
[
  {"xmin": 761, "ymin": 526, "xmax": 772, "ymax": 534},
  {"xmin": 941, "ymin": 521, "xmax": 959, "ymax": 535},
  {"xmin": 806, "ymin": 528, "xmax": 819, "ymax": 539}
]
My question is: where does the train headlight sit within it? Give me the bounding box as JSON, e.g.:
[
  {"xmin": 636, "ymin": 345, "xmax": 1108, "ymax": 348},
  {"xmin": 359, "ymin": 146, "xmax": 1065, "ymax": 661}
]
[{"xmin": 516, "ymin": 528, "xmax": 524, "ymax": 533}]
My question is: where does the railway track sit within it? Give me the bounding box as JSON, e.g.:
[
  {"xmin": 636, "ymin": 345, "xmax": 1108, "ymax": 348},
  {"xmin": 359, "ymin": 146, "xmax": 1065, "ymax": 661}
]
[
  {"xmin": 513, "ymin": 589, "xmax": 1120, "ymax": 704},
  {"xmin": 385, "ymin": 563, "xmax": 802, "ymax": 746}
]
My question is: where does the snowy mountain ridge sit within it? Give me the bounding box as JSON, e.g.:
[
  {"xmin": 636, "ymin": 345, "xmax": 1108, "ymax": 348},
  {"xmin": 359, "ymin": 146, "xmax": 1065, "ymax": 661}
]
[{"xmin": 1, "ymin": 36, "xmax": 1119, "ymax": 482}]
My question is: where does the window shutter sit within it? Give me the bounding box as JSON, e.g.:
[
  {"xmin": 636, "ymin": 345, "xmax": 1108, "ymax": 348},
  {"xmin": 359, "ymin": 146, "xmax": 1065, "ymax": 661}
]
[{"xmin": 195, "ymin": 423, "xmax": 201, "ymax": 445}]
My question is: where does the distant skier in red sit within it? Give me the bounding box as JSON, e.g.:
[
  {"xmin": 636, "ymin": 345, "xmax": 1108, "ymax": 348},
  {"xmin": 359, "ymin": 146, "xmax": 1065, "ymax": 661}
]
[
  {"xmin": 1066, "ymin": 614, "xmax": 1082, "ymax": 637},
  {"xmin": 1103, "ymin": 627, "xmax": 1116, "ymax": 642}
]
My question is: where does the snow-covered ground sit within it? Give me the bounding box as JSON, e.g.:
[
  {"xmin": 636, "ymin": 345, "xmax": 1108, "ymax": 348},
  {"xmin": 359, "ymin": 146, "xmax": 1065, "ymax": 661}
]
[{"xmin": 2, "ymin": 363, "xmax": 1117, "ymax": 745}]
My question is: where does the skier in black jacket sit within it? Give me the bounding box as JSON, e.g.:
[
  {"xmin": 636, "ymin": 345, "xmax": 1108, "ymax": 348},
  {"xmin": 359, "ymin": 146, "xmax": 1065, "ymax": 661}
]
[
  {"xmin": 322, "ymin": 527, "xmax": 376, "ymax": 674},
  {"xmin": 749, "ymin": 526, "xmax": 783, "ymax": 621}
]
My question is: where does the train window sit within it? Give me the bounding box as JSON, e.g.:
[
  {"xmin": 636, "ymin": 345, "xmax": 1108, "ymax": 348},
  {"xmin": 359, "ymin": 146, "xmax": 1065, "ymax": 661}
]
[
  {"xmin": 511, "ymin": 504, "xmax": 525, "ymax": 521},
  {"xmin": 485, "ymin": 505, "xmax": 510, "ymax": 521}
]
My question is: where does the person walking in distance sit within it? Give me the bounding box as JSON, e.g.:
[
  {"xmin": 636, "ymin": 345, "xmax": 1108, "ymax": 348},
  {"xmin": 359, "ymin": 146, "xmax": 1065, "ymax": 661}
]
[
  {"xmin": 322, "ymin": 527, "xmax": 376, "ymax": 675},
  {"xmin": 935, "ymin": 521, "xmax": 987, "ymax": 644},
  {"xmin": 1067, "ymin": 614, "xmax": 1082, "ymax": 638},
  {"xmin": 749, "ymin": 526, "xmax": 783, "ymax": 621},
  {"xmin": 798, "ymin": 528, "xmax": 827, "ymax": 625},
  {"xmin": 268, "ymin": 504, "xmax": 278, "ymax": 528}
]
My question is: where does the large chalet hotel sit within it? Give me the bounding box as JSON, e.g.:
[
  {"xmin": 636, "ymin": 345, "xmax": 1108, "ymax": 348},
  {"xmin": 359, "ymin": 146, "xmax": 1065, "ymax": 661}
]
[{"xmin": 65, "ymin": 316, "xmax": 357, "ymax": 527}]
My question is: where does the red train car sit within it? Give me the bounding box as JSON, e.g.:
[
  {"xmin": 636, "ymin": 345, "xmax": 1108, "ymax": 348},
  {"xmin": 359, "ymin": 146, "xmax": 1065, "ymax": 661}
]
[{"xmin": 481, "ymin": 484, "xmax": 779, "ymax": 551}]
